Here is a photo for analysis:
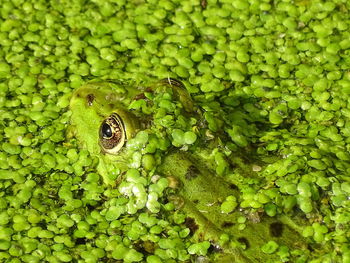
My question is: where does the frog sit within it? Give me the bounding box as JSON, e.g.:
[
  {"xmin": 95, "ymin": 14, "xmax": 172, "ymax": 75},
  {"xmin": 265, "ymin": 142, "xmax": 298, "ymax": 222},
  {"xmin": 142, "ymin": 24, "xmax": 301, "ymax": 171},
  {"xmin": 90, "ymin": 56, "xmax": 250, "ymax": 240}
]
[{"xmin": 69, "ymin": 79, "xmax": 317, "ymax": 262}]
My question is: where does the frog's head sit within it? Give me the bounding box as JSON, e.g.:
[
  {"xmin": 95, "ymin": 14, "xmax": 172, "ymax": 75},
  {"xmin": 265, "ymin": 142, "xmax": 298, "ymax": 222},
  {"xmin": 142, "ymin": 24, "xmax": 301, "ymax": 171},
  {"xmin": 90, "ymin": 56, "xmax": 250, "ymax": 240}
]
[
  {"xmin": 69, "ymin": 79, "xmax": 195, "ymax": 185},
  {"xmin": 69, "ymin": 82, "xmax": 140, "ymax": 156}
]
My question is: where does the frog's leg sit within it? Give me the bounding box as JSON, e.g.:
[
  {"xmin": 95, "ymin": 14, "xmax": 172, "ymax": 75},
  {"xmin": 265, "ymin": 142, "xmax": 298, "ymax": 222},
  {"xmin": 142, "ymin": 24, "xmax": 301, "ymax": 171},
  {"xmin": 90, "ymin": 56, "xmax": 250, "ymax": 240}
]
[{"xmin": 159, "ymin": 151, "xmax": 326, "ymax": 262}]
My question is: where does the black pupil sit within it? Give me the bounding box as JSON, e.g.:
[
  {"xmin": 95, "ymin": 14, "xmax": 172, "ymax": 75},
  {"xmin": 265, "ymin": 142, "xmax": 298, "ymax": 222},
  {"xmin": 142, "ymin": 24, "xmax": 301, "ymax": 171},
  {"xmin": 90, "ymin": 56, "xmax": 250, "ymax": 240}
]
[{"xmin": 102, "ymin": 122, "xmax": 112, "ymax": 138}]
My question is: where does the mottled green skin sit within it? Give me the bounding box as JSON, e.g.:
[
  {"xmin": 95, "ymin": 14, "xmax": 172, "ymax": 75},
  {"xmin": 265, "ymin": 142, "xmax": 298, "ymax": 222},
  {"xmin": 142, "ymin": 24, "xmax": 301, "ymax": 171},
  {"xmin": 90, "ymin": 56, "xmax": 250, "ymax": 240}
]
[
  {"xmin": 70, "ymin": 81, "xmax": 311, "ymax": 262},
  {"xmin": 161, "ymin": 152, "xmax": 310, "ymax": 262}
]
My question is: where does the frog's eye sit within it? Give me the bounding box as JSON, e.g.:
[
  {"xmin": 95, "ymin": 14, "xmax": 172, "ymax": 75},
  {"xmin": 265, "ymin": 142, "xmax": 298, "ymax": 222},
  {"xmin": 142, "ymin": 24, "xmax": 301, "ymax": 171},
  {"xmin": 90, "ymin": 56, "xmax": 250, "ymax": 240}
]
[{"xmin": 99, "ymin": 113, "xmax": 126, "ymax": 154}]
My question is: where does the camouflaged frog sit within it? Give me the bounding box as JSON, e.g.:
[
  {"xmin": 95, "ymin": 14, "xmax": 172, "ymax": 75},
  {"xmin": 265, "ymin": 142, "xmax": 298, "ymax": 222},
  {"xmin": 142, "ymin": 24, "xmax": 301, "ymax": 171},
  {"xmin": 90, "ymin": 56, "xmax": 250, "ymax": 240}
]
[{"xmin": 69, "ymin": 79, "xmax": 310, "ymax": 262}]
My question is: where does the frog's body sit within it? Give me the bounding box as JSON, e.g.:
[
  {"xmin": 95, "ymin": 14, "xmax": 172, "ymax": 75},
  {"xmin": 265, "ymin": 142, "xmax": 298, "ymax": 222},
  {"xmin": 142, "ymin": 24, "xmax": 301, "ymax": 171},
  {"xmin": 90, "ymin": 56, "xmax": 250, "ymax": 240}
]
[
  {"xmin": 69, "ymin": 80, "xmax": 316, "ymax": 262},
  {"xmin": 160, "ymin": 152, "xmax": 309, "ymax": 262}
]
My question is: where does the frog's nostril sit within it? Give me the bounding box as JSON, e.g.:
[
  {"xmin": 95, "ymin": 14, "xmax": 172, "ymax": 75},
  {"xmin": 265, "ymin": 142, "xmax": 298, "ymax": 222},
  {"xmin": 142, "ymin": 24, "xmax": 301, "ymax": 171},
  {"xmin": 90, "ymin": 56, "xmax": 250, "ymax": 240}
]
[{"xmin": 86, "ymin": 94, "xmax": 95, "ymax": 106}]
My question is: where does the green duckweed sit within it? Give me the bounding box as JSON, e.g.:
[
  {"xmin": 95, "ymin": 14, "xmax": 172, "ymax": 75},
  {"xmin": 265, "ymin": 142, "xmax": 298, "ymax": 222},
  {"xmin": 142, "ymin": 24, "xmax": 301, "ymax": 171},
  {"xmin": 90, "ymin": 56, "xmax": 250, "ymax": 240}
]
[
  {"xmin": 0, "ymin": 0, "xmax": 350, "ymax": 262},
  {"xmin": 261, "ymin": 241, "xmax": 279, "ymax": 254}
]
